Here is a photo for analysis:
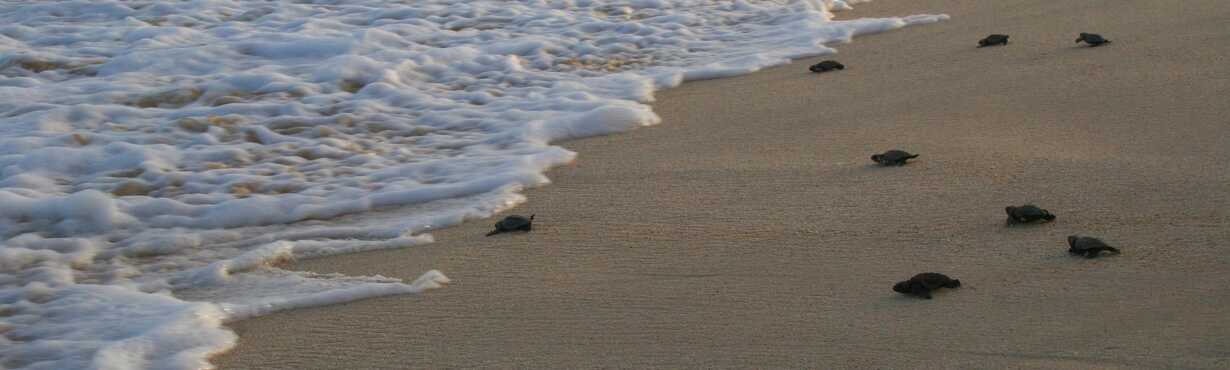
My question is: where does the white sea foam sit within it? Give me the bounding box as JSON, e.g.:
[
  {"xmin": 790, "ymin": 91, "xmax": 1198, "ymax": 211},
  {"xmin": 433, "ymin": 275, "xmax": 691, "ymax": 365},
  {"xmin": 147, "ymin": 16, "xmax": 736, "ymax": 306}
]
[{"xmin": 0, "ymin": 0, "xmax": 945, "ymax": 368}]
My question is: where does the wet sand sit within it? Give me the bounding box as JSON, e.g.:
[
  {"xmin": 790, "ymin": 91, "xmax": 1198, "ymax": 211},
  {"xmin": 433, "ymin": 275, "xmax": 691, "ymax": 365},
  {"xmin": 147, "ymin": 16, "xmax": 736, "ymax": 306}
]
[{"xmin": 215, "ymin": 0, "xmax": 1230, "ymax": 368}]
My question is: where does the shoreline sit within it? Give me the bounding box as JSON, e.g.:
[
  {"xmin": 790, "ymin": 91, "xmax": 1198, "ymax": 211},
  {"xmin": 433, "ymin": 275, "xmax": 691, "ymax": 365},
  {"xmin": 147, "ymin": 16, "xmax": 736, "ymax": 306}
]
[{"xmin": 216, "ymin": 0, "xmax": 1230, "ymax": 368}]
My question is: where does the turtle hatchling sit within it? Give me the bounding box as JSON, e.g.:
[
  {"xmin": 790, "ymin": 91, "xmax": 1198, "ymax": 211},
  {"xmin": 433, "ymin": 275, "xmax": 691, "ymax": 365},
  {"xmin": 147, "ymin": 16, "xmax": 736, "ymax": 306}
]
[
  {"xmin": 978, "ymin": 34, "xmax": 1010, "ymax": 47},
  {"xmin": 893, "ymin": 272, "xmax": 962, "ymax": 299},
  {"xmin": 1005, "ymin": 205, "xmax": 1056, "ymax": 225},
  {"xmin": 809, "ymin": 60, "xmax": 845, "ymax": 73},
  {"xmin": 486, "ymin": 214, "xmax": 534, "ymax": 236},
  {"xmin": 1075, "ymin": 32, "xmax": 1111, "ymax": 47},
  {"xmin": 871, "ymin": 150, "xmax": 919, "ymax": 166},
  {"xmin": 1067, "ymin": 235, "xmax": 1121, "ymax": 258}
]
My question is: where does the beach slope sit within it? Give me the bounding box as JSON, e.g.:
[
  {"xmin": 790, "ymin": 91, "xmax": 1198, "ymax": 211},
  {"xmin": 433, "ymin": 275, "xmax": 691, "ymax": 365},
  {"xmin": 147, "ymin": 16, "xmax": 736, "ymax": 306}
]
[{"xmin": 216, "ymin": 0, "xmax": 1230, "ymax": 368}]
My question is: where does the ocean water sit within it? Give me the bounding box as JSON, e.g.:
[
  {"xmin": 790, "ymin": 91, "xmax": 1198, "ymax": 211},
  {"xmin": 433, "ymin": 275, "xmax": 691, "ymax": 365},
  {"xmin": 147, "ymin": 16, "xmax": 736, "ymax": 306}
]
[{"xmin": 0, "ymin": 1, "xmax": 945, "ymax": 368}]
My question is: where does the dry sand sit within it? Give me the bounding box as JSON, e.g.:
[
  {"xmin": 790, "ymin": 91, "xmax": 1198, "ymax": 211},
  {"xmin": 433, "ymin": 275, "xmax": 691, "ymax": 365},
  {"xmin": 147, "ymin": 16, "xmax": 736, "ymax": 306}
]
[{"xmin": 214, "ymin": 0, "xmax": 1230, "ymax": 368}]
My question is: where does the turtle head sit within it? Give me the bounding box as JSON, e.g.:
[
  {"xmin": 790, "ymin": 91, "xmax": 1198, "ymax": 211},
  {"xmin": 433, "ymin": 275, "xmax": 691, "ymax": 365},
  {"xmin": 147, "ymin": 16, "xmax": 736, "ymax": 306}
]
[
  {"xmin": 892, "ymin": 281, "xmax": 911, "ymax": 294},
  {"xmin": 1067, "ymin": 235, "xmax": 1080, "ymax": 247},
  {"xmin": 1076, "ymin": 33, "xmax": 1088, "ymax": 43},
  {"xmin": 870, "ymin": 154, "xmax": 884, "ymax": 163},
  {"xmin": 1005, "ymin": 206, "xmax": 1017, "ymax": 216}
]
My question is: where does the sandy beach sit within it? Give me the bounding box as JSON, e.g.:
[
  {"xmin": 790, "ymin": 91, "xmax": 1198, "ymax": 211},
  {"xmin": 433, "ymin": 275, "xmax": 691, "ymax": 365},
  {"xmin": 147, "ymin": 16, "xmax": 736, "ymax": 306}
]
[{"xmin": 214, "ymin": 0, "xmax": 1230, "ymax": 368}]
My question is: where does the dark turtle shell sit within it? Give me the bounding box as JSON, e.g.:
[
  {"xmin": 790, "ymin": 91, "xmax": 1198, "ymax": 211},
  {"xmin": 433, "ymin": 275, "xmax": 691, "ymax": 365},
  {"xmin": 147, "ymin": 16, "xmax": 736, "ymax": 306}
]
[
  {"xmin": 912, "ymin": 273, "xmax": 959, "ymax": 290},
  {"xmin": 871, "ymin": 150, "xmax": 919, "ymax": 166},
  {"xmin": 497, "ymin": 215, "xmax": 532, "ymax": 230},
  {"xmin": 978, "ymin": 34, "xmax": 1009, "ymax": 47},
  {"xmin": 1005, "ymin": 205, "xmax": 1056, "ymax": 223},
  {"xmin": 893, "ymin": 272, "xmax": 961, "ymax": 299},
  {"xmin": 1077, "ymin": 33, "xmax": 1110, "ymax": 46},
  {"xmin": 809, "ymin": 60, "xmax": 844, "ymax": 73},
  {"xmin": 487, "ymin": 214, "xmax": 534, "ymax": 236},
  {"xmin": 1067, "ymin": 235, "xmax": 1121, "ymax": 258}
]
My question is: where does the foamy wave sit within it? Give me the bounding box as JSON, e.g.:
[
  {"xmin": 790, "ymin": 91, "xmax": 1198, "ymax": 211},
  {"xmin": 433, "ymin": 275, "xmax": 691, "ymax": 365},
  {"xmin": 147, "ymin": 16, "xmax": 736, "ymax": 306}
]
[{"xmin": 0, "ymin": 0, "xmax": 944, "ymax": 368}]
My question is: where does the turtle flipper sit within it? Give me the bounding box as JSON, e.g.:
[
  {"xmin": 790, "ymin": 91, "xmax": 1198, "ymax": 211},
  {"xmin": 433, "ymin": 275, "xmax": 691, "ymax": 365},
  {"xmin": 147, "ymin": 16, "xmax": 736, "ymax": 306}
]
[
  {"xmin": 946, "ymin": 279, "xmax": 961, "ymax": 289},
  {"xmin": 519, "ymin": 215, "xmax": 535, "ymax": 232}
]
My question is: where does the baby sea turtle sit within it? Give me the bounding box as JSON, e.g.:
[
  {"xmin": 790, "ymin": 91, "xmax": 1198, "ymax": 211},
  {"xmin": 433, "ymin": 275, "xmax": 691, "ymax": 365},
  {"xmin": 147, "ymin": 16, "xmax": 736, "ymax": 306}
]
[
  {"xmin": 486, "ymin": 214, "xmax": 534, "ymax": 236},
  {"xmin": 809, "ymin": 60, "xmax": 845, "ymax": 73},
  {"xmin": 893, "ymin": 272, "xmax": 961, "ymax": 299},
  {"xmin": 871, "ymin": 150, "xmax": 919, "ymax": 166},
  {"xmin": 978, "ymin": 34, "xmax": 1010, "ymax": 47},
  {"xmin": 1067, "ymin": 235, "xmax": 1121, "ymax": 258},
  {"xmin": 1075, "ymin": 33, "xmax": 1111, "ymax": 47},
  {"xmin": 1005, "ymin": 205, "xmax": 1056, "ymax": 225}
]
